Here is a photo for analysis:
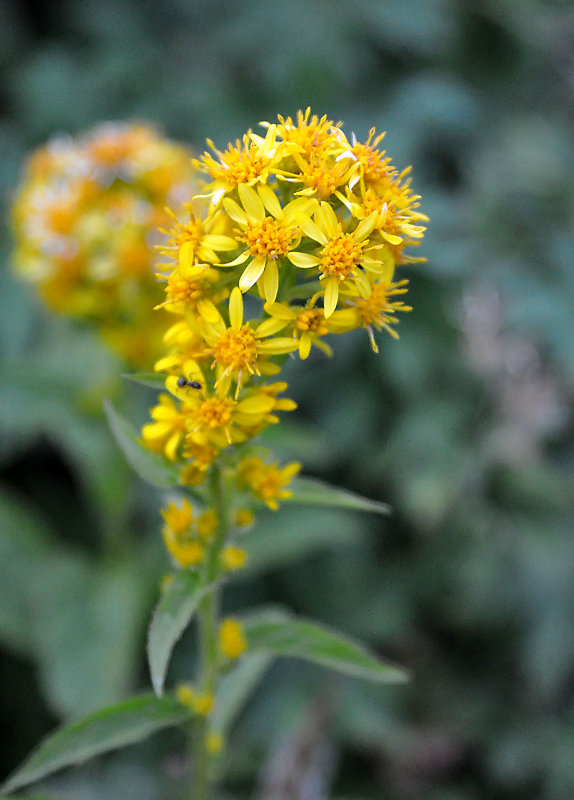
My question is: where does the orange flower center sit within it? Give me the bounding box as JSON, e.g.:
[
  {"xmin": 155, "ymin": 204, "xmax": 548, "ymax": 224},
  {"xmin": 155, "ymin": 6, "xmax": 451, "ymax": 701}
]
[
  {"xmin": 300, "ymin": 161, "xmax": 346, "ymax": 198},
  {"xmin": 296, "ymin": 308, "xmax": 328, "ymax": 336},
  {"xmin": 167, "ymin": 272, "xmax": 208, "ymax": 304},
  {"xmin": 242, "ymin": 217, "xmax": 295, "ymax": 259},
  {"xmin": 197, "ymin": 397, "xmax": 235, "ymax": 429},
  {"xmin": 213, "ymin": 324, "xmax": 259, "ymax": 374},
  {"xmin": 320, "ymin": 234, "xmax": 362, "ymax": 280},
  {"xmin": 351, "ymin": 142, "xmax": 393, "ymax": 184}
]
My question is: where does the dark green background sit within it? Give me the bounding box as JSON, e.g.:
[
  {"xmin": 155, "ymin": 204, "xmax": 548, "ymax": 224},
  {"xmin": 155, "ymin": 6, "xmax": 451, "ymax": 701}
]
[{"xmin": 1, "ymin": 1, "xmax": 574, "ymax": 798}]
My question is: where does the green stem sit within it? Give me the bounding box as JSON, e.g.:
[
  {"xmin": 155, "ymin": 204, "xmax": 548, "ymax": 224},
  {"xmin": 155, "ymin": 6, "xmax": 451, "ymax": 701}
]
[{"xmin": 193, "ymin": 462, "xmax": 229, "ymax": 800}]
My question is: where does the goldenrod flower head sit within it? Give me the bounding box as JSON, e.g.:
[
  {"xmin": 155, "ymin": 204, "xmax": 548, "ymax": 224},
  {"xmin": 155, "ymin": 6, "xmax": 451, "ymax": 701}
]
[
  {"xmin": 160, "ymin": 499, "xmax": 209, "ymax": 568},
  {"xmin": 234, "ymin": 508, "xmax": 254, "ymax": 527},
  {"xmin": 238, "ymin": 456, "xmax": 301, "ymax": 511},
  {"xmin": 175, "ymin": 684, "xmax": 213, "ymax": 716},
  {"xmin": 12, "ymin": 122, "xmax": 198, "ymax": 366},
  {"xmin": 221, "ymin": 545, "xmax": 247, "ymax": 572},
  {"xmin": 219, "ymin": 619, "xmax": 247, "ymax": 660},
  {"xmin": 141, "ymin": 394, "xmax": 188, "ymax": 461},
  {"xmin": 143, "ymin": 111, "xmax": 423, "ymax": 506},
  {"xmin": 206, "ymin": 732, "xmax": 224, "ymax": 754},
  {"xmin": 195, "ymin": 125, "xmax": 279, "ymax": 205},
  {"xmin": 161, "ymin": 498, "xmax": 194, "ymax": 535},
  {"xmin": 196, "ymin": 509, "xmax": 218, "ymax": 541}
]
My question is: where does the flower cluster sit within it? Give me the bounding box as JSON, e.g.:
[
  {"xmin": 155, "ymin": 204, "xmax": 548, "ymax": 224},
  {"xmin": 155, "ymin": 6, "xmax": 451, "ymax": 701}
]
[
  {"xmin": 12, "ymin": 122, "xmax": 196, "ymax": 366},
  {"xmin": 144, "ymin": 108, "xmax": 425, "ymax": 586}
]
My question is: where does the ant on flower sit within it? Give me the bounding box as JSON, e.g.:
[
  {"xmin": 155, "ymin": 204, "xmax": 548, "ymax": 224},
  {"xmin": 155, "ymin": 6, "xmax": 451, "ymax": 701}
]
[{"xmin": 177, "ymin": 376, "xmax": 202, "ymax": 392}]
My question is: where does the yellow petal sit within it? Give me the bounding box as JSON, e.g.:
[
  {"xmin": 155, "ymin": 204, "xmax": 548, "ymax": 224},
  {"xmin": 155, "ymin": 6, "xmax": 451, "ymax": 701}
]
[
  {"xmin": 255, "ymin": 316, "xmax": 290, "ymax": 337},
  {"xmin": 257, "ymin": 338, "xmax": 299, "ymax": 354},
  {"xmin": 323, "ymin": 276, "xmax": 339, "ymax": 318},
  {"xmin": 223, "ymin": 197, "xmax": 247, "ymax": 225},
  {"xmin": 287, "ymin": 252, "xmax": 321, "ymax": 268},
  {"xmin": 354, "ymin": 268, "xmax": 372, "ymax": 299},
  {"xmin": 179, "ymin": 240, "xmax": 195, "ymax": 270},
  {"xmin": 299, "ymin": 332, "xmax": 312, "ymax": 359},
  {"xmin": 238, "ymin": 183, "xmax": 265, "ymax": 222},
  {"xmin": 381, "ymin": 231, "xmax": 403, "ymax": 246},
  {"xmin": 197, "ymin": 298, "xmax": 221, "ymax": 324},
  {"xmin": 220, "ymin": 251, "xmax": 250, "ymax": 267},
  {"xmin": 142, "ymin": 421, "xmax": 172, "ymax": 440},
  {"xmin": 165, "ymin": 431, "xmax": 183, "ymax": 461},
  {"xmin": 239, "ymin": 257, "xmax": 267, "ymax": 292},
  {"xmin": 229, "ymin": 287, "xmax": 244, "ymax": 330},
  {"xmin": 302, "ymin": 219, "xmax": 328, "ymax": 245},
  {"xmin": 315, "ymin": 202, "xmax": 338, "ymax": 239},
  {"xmin": 201, "ymin": 234, "xmax": 239, "ymax": 251},
  {"xmin": 236, "ymin": 395, "xmax": 276, "ymax": 414},
  {"xmin": 257, "ymin": 184, "xmax": 283, "ymax": 219},
  {"xmin": 262, "ymin": 259, "xmax": 279, "ymax": 303},
  {"xmin": 263, "ymin": 302, "xmax": 294, "ymax": 321},
  {"xmin": 354, "ymin": 210, "xmax": 377, "ymax": 242}
]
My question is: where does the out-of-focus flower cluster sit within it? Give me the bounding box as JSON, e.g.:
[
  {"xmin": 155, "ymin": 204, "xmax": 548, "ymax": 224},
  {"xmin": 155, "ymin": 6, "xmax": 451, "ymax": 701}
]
[
  {"xmin": 143, "ymin": 109, "xmax": 426, "ymax": 570},
  {"xmin": 12, "ymin": 122, "xmax": 196, "ymax": 366}
]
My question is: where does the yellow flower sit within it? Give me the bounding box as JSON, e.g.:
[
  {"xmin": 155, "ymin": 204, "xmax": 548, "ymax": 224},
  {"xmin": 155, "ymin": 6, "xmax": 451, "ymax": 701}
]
[
  {"xmin": 12, "ymin": 122, "xmax": 197, "ymax": 368},
  {"xmin": 238, "ymin": 456, "xmax": 301, "ymax": 510},
  {"xmin": 274, "ymin": 108, "xmax": 345, "ymax": 160},
  {"xmin": 196, "ymin": 509, "xmax": 218, "ymax": 541},
  {"xmin": 165, "ymin": 374, "xmax": 296, "ymax": 450},
  {"xmin": 163, "ymin": 535, "xmax": 204, "ymax": 569},
  {"xmin": 161, "ymin": 498, "xmax": 194, "ymax": 534},
  {"xmin": 158, "ymin": 203, "xmax": 237, "ymax": 272},
  {"xmin": 201, "ymin": 287, "xmax": 298, "ymax": 396},
  {"xmin": 221, "ymin": 545, "xmax": 247, "ymax": 572},
  {"xmin": 206, "ymin": 732, "xmax": 224, "ymax": 754},
  {"xmin": 141, "ymin": 393, "xmax": 188, "ymax": 460},
  {"xmin": 176, "ymin": 685, "xmax": 213, "ymax": 716},
  {"xmin": 263, "ymin": 299, "xmax": 354, "ymax": 359},
  {"xmin": 219, "ymin": 619, "xmax": 247, "ymax": 659},
  {"xmin": 234, "ymin": 508, "xmax": 254, "ymax": 527},
  {"xmin": 342, "ymin": 278, "xmax": 412, "ymax": 352},
  {"xmin": 221, "ymin": 184, "xmax": 317, "ymax": 303},
  {"xmin": 288, "ymin": 202, "xmax": 386, "ymax": 318},
  {"xmin": 195, "ymin": 124, "xmax": 279, "ymax": 206}
]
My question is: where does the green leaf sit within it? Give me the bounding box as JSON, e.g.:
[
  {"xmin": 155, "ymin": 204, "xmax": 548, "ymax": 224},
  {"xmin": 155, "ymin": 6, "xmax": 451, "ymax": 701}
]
[
  {"xmin": 241, "ymin": 608, "xmax": 409, "ymax": 684},
  {"xmin": 241, "ymin": 507, "xmax": 366, "ymax": 577},
  {"xmin": 287, "ymin": 477, "xmax": 391, "ymax": 515},
  {"xmin": 211, "ymin": 652, "xmax": 273, "ymax": 735},
  {"xmin": 0, "ymin": 488, "xmax": 53, "ymax": 655},
  {"xmin": 121, "ymin": 372, "xmax": 167, "ymax": 390},
  {"xmin": 1, "ymin": 695, "xmax": 190, "ymax": 795},
  {"xmin": 148, "ymin": 571, "xmax": 213, "ymax": 697},
  {"xmin": 104, "ymin": 400, "xmax": 180, "ymax": 488}
]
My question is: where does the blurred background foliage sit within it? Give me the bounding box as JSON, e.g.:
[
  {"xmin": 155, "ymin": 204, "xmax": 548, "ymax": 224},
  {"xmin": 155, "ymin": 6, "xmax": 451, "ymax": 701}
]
[{"xmin": 1, "ymin": 0, "xmax": 574, "ymax": 798}]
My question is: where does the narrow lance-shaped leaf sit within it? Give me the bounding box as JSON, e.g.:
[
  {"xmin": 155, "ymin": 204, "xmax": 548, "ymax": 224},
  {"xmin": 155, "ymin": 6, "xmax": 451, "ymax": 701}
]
[
  {"xmin": 211, "ymin": 652, "xmax": 274, "ymax": 736},
  {"xmin": 104, "ymin": 400, "xmax": 180, "ymax": 488},
  {"xmin": 1, "ymin": 695, "xmax": 190, "ymax": 795},
  {"xmin": 121, "ymin": 372, "xmax": 168, "ymax": 390},
  {"xmin": 240, "ymin": 608, "xmax": 409, "ymax": 684},
  {"xmin": 148, "ymin": 571, "xmax": 214, "ymax": 697},
  {"xmin": 287, "ymin": 476, "xmax": 390, "ymax": 515}
]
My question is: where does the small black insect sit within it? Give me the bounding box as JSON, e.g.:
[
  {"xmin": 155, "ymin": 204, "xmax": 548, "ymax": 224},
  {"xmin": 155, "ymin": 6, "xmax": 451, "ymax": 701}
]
[{"xmin": 177, "ymin": 377, "xmax": 202, "ymax": 391}]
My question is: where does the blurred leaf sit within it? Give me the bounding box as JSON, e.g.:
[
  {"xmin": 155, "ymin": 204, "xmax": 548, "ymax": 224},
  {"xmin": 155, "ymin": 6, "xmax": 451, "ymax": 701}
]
[
  {"xmin": 31, "ymin": 555, "xmax": 147, "ymax": 717},
  {"xmin": 104, "ymin": 400, "xmax": 180, "ymax": 488},
  {"xmin": 211, "ymin": 652, "xmax": 273, "ymax": 736},
  {"xmin": 0, "ymin": 488, "xmax": 53, "ymax": 654},
  {"xmin": 287, "ymin": 477, "xmax": 390, "ymax": 515},
  {"xmin": 241, "ymin": 608, "xmax": 409, "ymax": 684},
  {"xmin": 147, "ymin": 571, "xmax": 214, "ymax": 697},
  {"xmin": 121, "ymin": 373, "xmax": 166, "ymax": 391},
  {"xmin": 1, "ymin": 695, "xmax": 190, "ymax": 795},
  {"xmin": 240, "ymin": 506, "xmax": 367, "ymax": 576}
]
